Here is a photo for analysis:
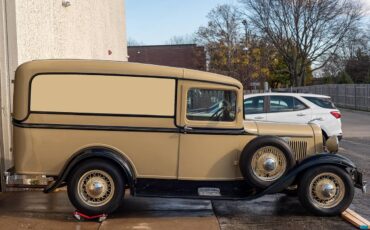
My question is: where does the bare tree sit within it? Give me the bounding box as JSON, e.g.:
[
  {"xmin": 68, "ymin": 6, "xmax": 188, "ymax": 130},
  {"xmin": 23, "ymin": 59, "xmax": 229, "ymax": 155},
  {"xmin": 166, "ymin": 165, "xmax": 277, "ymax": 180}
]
[
  {"xmin": 166, "ymin": 34, "xmax": 196, "ymax": 45},
  {"xmin": 323, "ymin": 24, "xmax": 370, "ymax": 78},
  {"xmin": 127, "ymin": 38, "xmax": 144, "ymax": 46},
  {"xmin": 240, "ymin": 0, "xmax": 364, "ymax": 86},
  {"xmin": 196, "ymin": 4, "xmax": 243, "ymax": 75}
]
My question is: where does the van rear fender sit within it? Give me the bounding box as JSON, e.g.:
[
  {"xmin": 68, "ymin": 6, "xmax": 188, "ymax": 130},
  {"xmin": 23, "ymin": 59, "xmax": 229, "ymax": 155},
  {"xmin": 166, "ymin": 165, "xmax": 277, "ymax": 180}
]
[{"xmin": 43, "ymin": 147, "xmax": 136, "ymax": 194}]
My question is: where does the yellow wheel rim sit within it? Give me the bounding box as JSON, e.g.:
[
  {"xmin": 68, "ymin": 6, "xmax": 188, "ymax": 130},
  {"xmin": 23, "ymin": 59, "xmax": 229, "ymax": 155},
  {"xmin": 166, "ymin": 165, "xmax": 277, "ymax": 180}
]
[
  {"xmin": 251, "ymin": 146, "xmax": 287, "ymax": 182},
  {"xmin": 77, "ymin": 170, "xmax": 115, "ymax": 207},
  {"xmin": 309, "ymin": 172, "xmax": 345, "ymax": 209}
]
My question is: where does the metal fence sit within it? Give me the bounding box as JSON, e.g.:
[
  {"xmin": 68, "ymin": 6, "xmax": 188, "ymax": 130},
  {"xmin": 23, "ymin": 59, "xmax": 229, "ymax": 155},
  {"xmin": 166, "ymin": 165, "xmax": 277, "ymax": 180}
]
[
  {"xmin": 291, "ymin": 84, "xmax": 370, "ymax": 111},
  {"xmin": 244, "ymin": 90, "xmax": 265, "ymax": 94}
]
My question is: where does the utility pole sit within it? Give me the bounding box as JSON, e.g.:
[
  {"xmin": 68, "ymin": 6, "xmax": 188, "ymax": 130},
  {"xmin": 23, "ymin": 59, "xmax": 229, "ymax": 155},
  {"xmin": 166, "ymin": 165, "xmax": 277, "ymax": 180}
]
[
  {"xmin": 242, "ymin": 19, "xmax": 249, "ymax": 90},
  {"xmin": 242, "ymin": 19, "xmax": 248, "ymax": 45}
]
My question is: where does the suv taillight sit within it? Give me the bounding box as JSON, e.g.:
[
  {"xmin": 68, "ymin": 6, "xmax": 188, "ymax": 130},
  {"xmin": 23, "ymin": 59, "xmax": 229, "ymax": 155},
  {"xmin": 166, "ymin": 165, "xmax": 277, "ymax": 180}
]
[{"xmin": 330, "ymin": 111, "xmax": 341, "ymax": 119}]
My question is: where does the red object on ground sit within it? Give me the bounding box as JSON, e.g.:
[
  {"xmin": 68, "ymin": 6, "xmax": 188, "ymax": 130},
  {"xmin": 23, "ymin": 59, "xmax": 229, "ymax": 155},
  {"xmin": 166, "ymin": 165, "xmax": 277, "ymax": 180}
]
[
  {"xmin": 73, "ymin": 211, "xmax": 107, "ymax": 222},
  {"xmin": 330, "ymin": 111, "xmax": 342, "ymax": 119}
]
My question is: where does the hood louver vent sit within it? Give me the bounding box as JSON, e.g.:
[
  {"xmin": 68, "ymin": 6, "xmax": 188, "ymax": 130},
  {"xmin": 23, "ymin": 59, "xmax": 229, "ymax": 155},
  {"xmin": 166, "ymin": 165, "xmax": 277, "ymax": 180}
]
[{"xmin": 289, "ymin": 140, "xmax": 308, "ymax": 161}]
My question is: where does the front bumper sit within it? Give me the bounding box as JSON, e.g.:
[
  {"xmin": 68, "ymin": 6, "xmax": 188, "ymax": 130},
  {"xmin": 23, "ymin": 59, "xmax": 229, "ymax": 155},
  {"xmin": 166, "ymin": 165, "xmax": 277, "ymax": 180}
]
[{"xmin": 353, "ymin": 170, "xmax": 367, "ymax": 193}]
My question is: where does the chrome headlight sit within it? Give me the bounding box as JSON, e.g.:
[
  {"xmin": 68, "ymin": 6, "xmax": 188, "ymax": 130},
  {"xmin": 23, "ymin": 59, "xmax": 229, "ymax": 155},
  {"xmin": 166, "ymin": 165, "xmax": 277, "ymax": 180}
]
[{"xmin": 326, "ymin": 136, "xmax": 339, "ymax": 153}]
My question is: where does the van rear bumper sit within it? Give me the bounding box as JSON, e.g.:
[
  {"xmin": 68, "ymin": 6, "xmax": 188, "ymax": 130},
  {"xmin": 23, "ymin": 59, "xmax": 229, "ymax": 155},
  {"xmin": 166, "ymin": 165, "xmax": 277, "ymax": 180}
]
[{"xmin": 5, "ymin": 168, "xmax": 53, "ymax": 189}]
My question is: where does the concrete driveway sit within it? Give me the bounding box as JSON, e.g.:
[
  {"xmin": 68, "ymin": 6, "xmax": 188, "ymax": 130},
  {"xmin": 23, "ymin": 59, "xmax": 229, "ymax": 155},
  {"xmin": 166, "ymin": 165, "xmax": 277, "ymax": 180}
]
[{"xmin": 0, "ymin": 109, "xmax": 368, "ymax": 230}]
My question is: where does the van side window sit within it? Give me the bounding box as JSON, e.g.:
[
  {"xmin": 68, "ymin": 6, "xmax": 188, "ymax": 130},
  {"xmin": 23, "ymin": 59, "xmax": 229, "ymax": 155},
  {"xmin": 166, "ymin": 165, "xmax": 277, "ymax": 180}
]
[{"xmin": 187, "ymin": 89, "xmax": 236, "ymax": 122}]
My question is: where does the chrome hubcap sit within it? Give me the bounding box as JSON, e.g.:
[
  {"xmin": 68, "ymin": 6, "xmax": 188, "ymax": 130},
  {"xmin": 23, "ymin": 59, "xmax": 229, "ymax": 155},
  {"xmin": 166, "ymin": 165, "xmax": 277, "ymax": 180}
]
[
  {"xmin": 263, "ymin": 158, "xmax": 277, "ymax": 172},
  {"xmin": 251, "ymin": 146, "xmax": 287, "ymax": 182},
  {"xmin": 322, "ymin": 183, "xmax": 335, "ymax": 198},
  {"xmin": 309, "ymin": 173, "xmax": 345, "ymax": 209},
  {"xmin": 86, "ymin": 179, "xmax": 105, "ymax": 197},
  {"xmin": 77, "ymin": 170, "xmax": 115, "ymax": 207}
]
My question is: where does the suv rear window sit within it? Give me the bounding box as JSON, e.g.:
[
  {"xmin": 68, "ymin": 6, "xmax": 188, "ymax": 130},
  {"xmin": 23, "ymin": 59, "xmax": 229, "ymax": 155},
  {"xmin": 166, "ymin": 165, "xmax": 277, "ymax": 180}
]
[{"xmin": 303, "ymin": 96, "xmax": 336, "ymax": 109}]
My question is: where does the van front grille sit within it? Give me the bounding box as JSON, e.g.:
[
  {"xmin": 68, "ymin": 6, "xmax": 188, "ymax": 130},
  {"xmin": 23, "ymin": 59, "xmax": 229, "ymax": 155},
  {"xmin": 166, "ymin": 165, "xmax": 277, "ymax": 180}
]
[{"xmin": 288, "ymin": 140, "xmax": 308, "ymax": 161}]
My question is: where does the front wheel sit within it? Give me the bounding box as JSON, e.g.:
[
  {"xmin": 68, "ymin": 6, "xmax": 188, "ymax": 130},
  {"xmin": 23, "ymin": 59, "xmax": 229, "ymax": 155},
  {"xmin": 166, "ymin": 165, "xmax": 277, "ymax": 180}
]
[
  {"xmin": 67, "ymin": 159, "xmax": 125, "ymax": 215},
  {"xmin": 240, "ymin": 136, "xmax": 295, "ymax": 189},
  {"xmin": 298, "ymin": 165, "xmax": 354, "ymax": 216}
]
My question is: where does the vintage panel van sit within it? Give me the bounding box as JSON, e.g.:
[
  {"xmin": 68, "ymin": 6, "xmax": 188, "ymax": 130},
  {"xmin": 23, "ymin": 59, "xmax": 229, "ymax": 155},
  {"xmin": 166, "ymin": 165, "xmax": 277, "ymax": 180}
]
[{"xmin": 11, "ymin": 60, "xmax": 365, "ymax": 216}]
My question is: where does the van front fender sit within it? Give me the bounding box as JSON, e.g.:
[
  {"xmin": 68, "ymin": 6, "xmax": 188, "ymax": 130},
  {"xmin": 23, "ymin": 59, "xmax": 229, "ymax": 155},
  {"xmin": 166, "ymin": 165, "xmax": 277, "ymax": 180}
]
[{"xmin": 259, "ymin": 153, "xmax": 364, "ymax": 196}]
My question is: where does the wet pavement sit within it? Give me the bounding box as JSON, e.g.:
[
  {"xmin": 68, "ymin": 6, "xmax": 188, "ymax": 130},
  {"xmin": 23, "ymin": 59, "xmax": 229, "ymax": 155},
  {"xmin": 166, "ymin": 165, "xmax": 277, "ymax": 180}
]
[
  {"xmin": 0, "ymin": 190, "xmax": 359, "ymax": 230},
  {"xmin": 0, "ymin": 191, "xmax": 218, "ymax": 230},
  {"xmin": 213, "ymin": 195, "xmax": 354, "ymax": 230},
  {"xmin": 0, "ymin": 189, "xmax": 362, "ymax": 230},
  {"xmin": 0, "ymin": 109, "xmax": 368, "ymax": 229}
]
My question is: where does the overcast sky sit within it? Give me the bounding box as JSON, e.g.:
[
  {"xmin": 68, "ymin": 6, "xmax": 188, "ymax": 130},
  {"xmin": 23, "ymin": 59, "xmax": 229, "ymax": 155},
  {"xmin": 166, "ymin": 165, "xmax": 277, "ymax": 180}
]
[{"xmin": 126, "ymin": 0, "xmax": 370, "ymax": 45}]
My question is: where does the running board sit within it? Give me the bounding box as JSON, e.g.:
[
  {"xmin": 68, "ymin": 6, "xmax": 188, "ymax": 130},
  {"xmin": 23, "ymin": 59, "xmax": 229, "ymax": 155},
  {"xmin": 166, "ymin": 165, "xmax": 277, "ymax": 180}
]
[{"xmin": 134, "ymin": 179, "xmax": 255, "ymax": 199}]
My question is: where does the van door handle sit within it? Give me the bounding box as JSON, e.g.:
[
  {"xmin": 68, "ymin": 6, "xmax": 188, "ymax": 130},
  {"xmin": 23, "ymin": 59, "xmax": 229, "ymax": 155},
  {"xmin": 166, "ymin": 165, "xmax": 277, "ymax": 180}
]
[
  {"xmin": 254, "ymin": 116, "xmax": 264, "ymax": 120},
  {"xmin": 183, "ymin": 126, "xmax": 193, "ymax": 133},
  {"xmin": 297, "ymin": 113, "xmax": 306, "ymax": 117}
]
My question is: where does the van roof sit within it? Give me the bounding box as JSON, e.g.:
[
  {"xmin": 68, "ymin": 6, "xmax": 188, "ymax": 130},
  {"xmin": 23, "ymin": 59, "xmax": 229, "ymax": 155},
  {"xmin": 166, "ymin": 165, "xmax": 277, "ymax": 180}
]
[
  {"xmin": 13, "ymin": 59, "xmax": 242, "ymax": 121},
  {"xmin": 15, "ymin": 59, "xmax": 242, "ymax": 88}
]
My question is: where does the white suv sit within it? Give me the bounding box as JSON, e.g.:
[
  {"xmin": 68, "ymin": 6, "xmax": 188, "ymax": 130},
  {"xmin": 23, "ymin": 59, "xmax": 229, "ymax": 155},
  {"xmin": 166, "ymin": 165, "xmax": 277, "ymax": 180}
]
[{"xmin": 244, "ymin": 93, "xmax": 343, "ymax": 140}]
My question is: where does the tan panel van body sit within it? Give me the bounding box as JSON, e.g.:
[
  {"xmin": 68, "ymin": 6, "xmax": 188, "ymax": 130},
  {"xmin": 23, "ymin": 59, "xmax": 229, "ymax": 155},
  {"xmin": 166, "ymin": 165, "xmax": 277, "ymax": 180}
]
[{"xmin": 11, "ymin": 60, "xmax": 365, "ymax": 217}]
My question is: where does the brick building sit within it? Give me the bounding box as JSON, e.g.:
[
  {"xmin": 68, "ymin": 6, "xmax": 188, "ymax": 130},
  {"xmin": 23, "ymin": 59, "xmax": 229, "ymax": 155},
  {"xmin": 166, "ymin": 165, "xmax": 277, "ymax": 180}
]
[{"xmin": 128, "ymin": 44, "xmax": 206, "ymax": 70}]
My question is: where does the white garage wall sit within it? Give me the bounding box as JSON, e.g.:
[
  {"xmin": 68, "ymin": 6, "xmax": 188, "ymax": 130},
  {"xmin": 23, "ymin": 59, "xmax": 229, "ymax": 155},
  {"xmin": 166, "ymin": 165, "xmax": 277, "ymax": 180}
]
[
  {"xmin": 0, "ymin": 0, "xmax": 18, "ymax": 177},
  {"xmin": 0, "ymin": 0, "xmax": 128, "ymax": 179},
  {"xmin": 15, "ymin": 0, "xmax": 128, "ymax": 64}
]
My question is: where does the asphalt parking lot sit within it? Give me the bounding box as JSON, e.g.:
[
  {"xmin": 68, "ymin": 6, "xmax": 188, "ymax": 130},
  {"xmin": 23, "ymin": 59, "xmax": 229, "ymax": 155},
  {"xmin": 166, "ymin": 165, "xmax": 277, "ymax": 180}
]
[
  {"xmin": 213, "ymin": 109, "xmax": 370, "ymax": 230},
  {"xmin": 0, "ymin": 108, "xmax": 368, "ymax": 229}
]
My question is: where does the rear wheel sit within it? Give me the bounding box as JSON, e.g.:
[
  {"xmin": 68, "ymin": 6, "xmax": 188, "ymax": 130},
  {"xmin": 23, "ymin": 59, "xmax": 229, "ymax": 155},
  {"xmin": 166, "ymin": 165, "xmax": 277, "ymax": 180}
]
[
  {"xmin": 67, "ymin": 159, "xmax": 125, "ymax": 215},
  {"xmin": 298, "ymin": 165, "xmax": 354, "ymax": 216}
]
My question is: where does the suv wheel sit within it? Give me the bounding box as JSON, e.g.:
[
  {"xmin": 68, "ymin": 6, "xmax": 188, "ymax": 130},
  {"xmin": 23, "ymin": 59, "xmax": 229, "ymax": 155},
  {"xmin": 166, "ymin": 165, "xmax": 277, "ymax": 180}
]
[
  {"xmin": 298, "ymin": 165, "xmax": 354, "ymax": 216},
  {"xmin": 240, "ymin": 136, "xmax": 295, "ymax": 189},
  {"xmin": 67, "ymin": 159, "xmax": 125, "ymax": 215}
]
